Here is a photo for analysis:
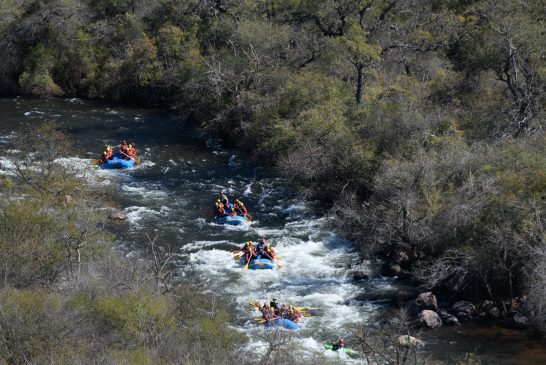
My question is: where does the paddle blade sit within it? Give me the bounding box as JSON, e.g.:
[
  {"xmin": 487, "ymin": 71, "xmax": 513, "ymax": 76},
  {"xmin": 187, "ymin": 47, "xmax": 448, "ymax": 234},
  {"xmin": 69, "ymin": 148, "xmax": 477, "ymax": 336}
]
[
  {"xmin": 244, "ymin": 263, "xmax": 249, "ymax": 269},
  {"xmin": 246, "ymin": 213, "xmax": 252, "ymax": 221},
  {"xmin": 92, "ymin": 159, "xmax": 100, "ymax": 165}
]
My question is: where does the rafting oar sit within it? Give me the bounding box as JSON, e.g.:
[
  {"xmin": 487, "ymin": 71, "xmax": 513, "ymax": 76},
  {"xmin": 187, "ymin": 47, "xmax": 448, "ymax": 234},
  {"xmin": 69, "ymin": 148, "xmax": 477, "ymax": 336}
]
[
  {"xmin": 245, "ymin": 213, "xmax": 252, "ymax": 221},
  {"xmin": 231, "ymin": 249, "xmax": 242, "ymax": 254},
  {"xmin": 243, "ymin": 254, "xmax": 251, "ymax": 270},
  {"xmin": 92, "ymin": 158, "xmax": 100, "ymax": 165},
  {"xmin": 263, "ymin": 251, "xmax": 282, "ymax": 269},
  {"xmin": 120, "ymin": 151, "xmax": 134, "ymax": 160}
]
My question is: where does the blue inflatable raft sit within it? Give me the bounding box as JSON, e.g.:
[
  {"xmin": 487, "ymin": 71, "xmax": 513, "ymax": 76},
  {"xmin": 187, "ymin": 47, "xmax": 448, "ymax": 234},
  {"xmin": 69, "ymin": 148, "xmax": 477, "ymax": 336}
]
[
  {"xmin": 215, "ymin": 214, "xmax": 248, "ymax": 225},
  {"xmin": 265, "ymin": 318, "xmax": 299, "ymax": 330},
  {"xmin": 240, "ymin": 257, "xmax": 278, "ymax": 270},
  {"xmin": 100, "ymin": 153, "xmax": 135, "ymax": 169}
]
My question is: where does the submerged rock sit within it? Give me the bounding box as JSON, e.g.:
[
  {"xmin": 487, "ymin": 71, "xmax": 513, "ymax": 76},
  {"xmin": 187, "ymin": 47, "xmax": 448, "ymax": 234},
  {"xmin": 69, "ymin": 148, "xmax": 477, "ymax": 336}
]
[
  {"xmin": 452, "ymin": 301, "xmax": 475, "ymax": 317},
  {"xmin": 398, "ymin": 335, "xmax": 425, "ymax": 347},
  {"xmin": 510, "ymin": 313, "xmax": 529, "ymax": 329},
  {"xmin": 455, "ymin": 312, "xmax": 471, "ymax": 322},
  {"xmin": 418, "ymin": 310, "xmax": 442, "ymax": 328},
  {"xmin": 109, "ymin": 209, "xmax": 128, "ymax": 220},
  {"xmin": 415, "ymin": 292, "xmax": 438, "ymax": 312},
  {"xmin": 439, "ymin": 310, "xmax": 460, "ymax": 326}
]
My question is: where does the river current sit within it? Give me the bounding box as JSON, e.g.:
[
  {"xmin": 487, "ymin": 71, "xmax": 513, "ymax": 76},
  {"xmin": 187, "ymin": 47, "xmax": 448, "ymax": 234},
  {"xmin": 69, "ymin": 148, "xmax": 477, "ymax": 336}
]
[{"xmin": 1, "ymin": 97, "xmax": 545, "ymax": 364}]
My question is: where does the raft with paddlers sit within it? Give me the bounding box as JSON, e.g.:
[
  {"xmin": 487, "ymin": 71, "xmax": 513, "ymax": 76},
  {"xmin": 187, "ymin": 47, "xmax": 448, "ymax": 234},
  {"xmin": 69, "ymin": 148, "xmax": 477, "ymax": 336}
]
[
  {"xmin": 100, "ymin": 153, "xmax": 136, "ymax": 169},
  {"xmin": 215, "ymin": 214, "xmax": 248, "ymax": 225},
  {"xmin": 94, "ymin": 141, "xmax": 140, "ymax": 169},
  {"xmin": 234, "ymin": 239, "xmax": 280, "ymax": 269},
  {"xmin": 240, "ymin": 257, "xmax": 278, "ymax": 270},
  {"xmin": 212, "ymin": 192, "xmax": 251, "ymax": 225},
  {"xmin": 249, "ymin": 300, "xmax": 315, "ymax": 330}
]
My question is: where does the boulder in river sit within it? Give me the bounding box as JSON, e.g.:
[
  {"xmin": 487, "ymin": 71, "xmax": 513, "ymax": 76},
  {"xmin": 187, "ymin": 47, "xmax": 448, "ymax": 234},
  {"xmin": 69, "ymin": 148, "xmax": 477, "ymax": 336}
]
[
  {"xmin": 509, "ymin": 312, "xmax": 529, "ymax": 329},
  {"xmin": 109, "ymin": 209, "xmax": 128, "ymax": 220},
  {"xmin": 455, "ymin": 312, "xmax": 472, "ymax": 322},
  {"xmin": 487, "ymin": 307, "xmax": 501, "ymax": 319},
  {"xmin": 418, "ymin": 310, "xmax": 442, "ymax": 329},
  {"xmin": 451, "ymin": 301, "xmax": 475, "ymax": 317},
  {"xmin": 439, "ymin": 310, "xmax": 460, "ymax": 326},
  {"xmin": 415, "ymin": 292, "xmax": 438, "ymax": 312},
  {"xmin": 398, "ymin": 335, "xmax": 425, "ymax": 348}
]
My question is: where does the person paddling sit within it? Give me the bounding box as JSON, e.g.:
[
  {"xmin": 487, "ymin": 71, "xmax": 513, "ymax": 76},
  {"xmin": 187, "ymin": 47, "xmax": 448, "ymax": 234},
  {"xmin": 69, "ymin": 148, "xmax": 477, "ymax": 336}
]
[
  {"xmin": 241, "ymin": 241, "xmax": 256, "ymax": 264},
  {"xmin": 127, "ymin": 144, "xmax": 137, "ymax": 159},
  {"xmin": 120, "ymin": 141, "xmax": 129, "ymax": 159},
  {"xmin": 332, "ymin": 338, "xmax": 345, "ymax": 351}
]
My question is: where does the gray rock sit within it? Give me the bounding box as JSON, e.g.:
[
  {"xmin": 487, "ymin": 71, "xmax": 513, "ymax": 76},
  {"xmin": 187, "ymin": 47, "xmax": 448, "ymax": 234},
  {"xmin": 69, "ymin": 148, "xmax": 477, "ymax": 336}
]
[
  {"xmin": 511, "ymin": 313, "xmax": 529, "ymax": 329},
  {"xmin": 415, "ymin": 292, "xmax": 438, "ymax": 312},
  {"xmin": 418, "ymin": 310, "xmax": 442, "ymax": 329},
  {"xmin": 351, "ymin": 270, "xmax": 369, "ymax": 281},
  {"xmin": 487, "ymin": 307, "xmax": 501, "ymax": 319},
  {"xmin": 64, "ymin": 195, "xmax": 73, "ymax": 205},
  {"xmin": 109, "ymin": 209, "xmax": 128, "ymax": 220},
  {"xmin": 398, "ymin": 335, "xmax": 425, "ymax": 348},
  {"xmin": 452, "ymin": 301, "xmax": 475, "ymax": 317},
  {"xmin": 481, "ymin": 300, "xmax": 495, "ymax": 311},
  {"xmin": 455, "ymin": 311, "xmax": 472, "ymax": 322},
  {"xmin": 439, "ymin": 310, "xmax": 460, "ymax": 326}
]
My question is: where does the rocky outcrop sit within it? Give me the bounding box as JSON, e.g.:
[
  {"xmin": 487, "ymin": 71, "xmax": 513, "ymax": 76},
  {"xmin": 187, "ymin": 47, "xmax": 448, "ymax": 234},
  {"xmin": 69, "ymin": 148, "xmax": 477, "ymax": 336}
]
[
  {"xmin": 439, "ymin": 310, "xmax": 460, "ymax": 326},
  {"xmin": 418, "ymin": 310, "xmax": 442, "ymax": 329},
  {"xmin": 109, "ymin": 209, "xmax": 128, "ymax": 220},
  {"xmin": 415, "ymin": 292, "xmax": 438, "ymax": 312},
  {"xmin": 398, "ymin": 335, "xmax": 425, "ymax": 348}
]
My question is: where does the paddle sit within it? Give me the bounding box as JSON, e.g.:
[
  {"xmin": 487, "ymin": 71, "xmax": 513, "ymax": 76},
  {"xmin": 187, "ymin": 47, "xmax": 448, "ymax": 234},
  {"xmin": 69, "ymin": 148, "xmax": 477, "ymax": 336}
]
[
  {"xmin": 245, "ymin": 213, "xmax": 252, "ymax": 221},
  {"xmin": 243, "ymin": 253, "xmax": 252, "ymax": 270},
  {"xmin": 92, "ymin": 158, "xmax": 100, "ymax": 165},
  {"xmin": 262, "ymin": 251, "xmax": 281, "ymax": 269},
  {"xmin": 120, "ymin": 151, "xmax": 135, "ymax": 160}
]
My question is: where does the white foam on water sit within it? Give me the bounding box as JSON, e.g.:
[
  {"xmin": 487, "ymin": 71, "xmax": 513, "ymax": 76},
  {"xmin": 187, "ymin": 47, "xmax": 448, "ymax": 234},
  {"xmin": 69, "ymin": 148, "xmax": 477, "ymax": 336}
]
[
  {"xmin": 182, "ymin": 239, "xmax": 231, "ymax": 252},
  {"xmin": 121, "ymin": 183, "xmax": 167, "ymax": 199},
  {"xmin": 186, "ymin": 213, "xmax": 382, "ymax": 354},
  {"xmin": 125, "ymin": 206, "xmax": 162, "ymax": 227},
  {"xmin": 23, "ymin": 110, "xmax": 45, "ymax": 116}
]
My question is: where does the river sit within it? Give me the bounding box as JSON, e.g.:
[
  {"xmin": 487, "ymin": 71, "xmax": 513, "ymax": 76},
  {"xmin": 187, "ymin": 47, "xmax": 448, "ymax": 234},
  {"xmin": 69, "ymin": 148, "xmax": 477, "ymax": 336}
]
[{"xmin": 1, "ymin": 97, "xmax": 545, "ymax": 364}]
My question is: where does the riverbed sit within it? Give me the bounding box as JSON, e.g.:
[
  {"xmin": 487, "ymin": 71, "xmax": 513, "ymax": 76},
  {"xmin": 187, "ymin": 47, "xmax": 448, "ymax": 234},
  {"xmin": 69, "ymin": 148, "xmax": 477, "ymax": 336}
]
[{"xmin": 1, "ymin": 97, "xmax": 545, "ymax": 364}]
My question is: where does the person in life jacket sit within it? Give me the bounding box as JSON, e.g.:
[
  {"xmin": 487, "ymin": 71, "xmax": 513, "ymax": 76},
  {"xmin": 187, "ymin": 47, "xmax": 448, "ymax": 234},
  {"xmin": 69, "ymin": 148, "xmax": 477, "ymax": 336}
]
[
  {"xmin": 105, "ymin": 145, "xmax": 114, "ymax": 160},
  {"xmin": 220, "ymin": 191, "xmax": 229, "ymax": 208},
  {"xmin": 241, "ymin": 241, "xmax": 256, "ymax": 263},
  {"xmin": 127, "ymin": 144, "xmax": 137, "ymax": 159},
  {"xmin": 234, "ymin": 199, "xmax": 248, "ymax": 217},
  {"xmin": 214, "ymin": 200, "xmax": 226, "ymax": 217},
  {"xmin": 99, "ymin": 151, "xmax": 109, "ymax": 164},
  {"xmin": 270, "ymin": 298, "xmax": 279, "ymax": 315},
  {"xmin": 255, "ymin": 239, "xmax": 267, "ymax": 259},
  {"xmin": 265, "ymin": 243, "xmax": 276, "ymax": 260},
  {"xmin": 120, "ymin": 141, "xmax": 129, "ymax": 159},
  {"xmin": 332, "ymin": 338, "xmax": 345, "ymax": 351}
]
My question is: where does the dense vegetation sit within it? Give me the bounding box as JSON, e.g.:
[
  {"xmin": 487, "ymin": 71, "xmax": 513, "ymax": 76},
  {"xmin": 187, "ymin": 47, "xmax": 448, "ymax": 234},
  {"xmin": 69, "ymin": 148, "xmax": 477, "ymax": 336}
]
[{"xmin": 1, "ymin": 0, "xmax": 546, "ymax": 337}]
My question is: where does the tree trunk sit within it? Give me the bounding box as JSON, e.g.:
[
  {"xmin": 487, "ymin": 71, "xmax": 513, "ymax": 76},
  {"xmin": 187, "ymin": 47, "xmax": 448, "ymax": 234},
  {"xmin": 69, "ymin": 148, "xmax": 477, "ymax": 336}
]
[{"xmin": 356, "ymin": 63, "xmax": 364, "ymax": 105}]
